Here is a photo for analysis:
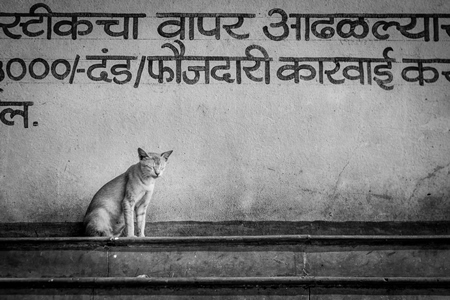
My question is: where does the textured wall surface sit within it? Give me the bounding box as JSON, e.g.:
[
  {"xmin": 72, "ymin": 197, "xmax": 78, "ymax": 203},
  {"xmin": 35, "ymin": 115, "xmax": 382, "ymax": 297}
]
[{"xmin": 0, "ymin": 0, "xmax": 449, "ymax": 223}]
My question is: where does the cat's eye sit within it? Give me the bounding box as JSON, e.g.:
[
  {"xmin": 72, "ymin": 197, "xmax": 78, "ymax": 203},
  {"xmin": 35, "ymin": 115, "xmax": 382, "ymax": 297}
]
[{"xmin": 145, "ymin": 160, "xmax": 155, "ymax": 168}]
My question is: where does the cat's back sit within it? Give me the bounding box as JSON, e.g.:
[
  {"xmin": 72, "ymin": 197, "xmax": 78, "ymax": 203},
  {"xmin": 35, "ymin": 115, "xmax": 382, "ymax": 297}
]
[
  {"xmin": 94, "ymin": 173, "xmax": 126, "ymax": 200},
  {"xmin": 86, "ymin": 169, "xmax": 130, "ymax": 213}
]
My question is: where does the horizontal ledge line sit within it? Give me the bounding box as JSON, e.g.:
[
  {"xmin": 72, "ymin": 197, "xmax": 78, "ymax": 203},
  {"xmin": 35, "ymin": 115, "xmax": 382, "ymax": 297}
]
[
  {"xmin": 1, "ymin": 235, "xmax": 450, "ymax": 249},
  {"xmin": 1, "ymin": 276, "xmax": 450, "ymax": 289},
  {"xmin": 2, "ymin": 234, "xmax": 450, "ymax": 240}
]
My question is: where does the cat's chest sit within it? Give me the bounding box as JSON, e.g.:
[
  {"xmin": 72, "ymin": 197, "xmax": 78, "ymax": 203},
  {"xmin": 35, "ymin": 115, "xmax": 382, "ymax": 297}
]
[
  {"xmin": 136, "ymin": 182, "xmax": 155, "ymax": 196},
  {"xmin": 140, "ymin": 180, "xmax": 155, "ymax": 192},
  {"xmin": 133, "ymin": 188, "xmax": 152, "ymax": 205}
]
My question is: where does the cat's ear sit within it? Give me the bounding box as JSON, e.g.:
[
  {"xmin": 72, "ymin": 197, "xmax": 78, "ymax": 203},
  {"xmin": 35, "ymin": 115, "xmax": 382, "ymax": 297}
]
[
  {"xmin": 161, "ymin": 150, "xmax": 173, "ymax": 160},
  {"xmin": 138, "ymin": 148, "xmax": 149, "ymax": 160}
]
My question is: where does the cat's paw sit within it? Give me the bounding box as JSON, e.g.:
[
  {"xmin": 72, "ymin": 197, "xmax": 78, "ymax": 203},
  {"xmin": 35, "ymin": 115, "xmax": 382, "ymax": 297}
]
[{"xmin": 126, "ymin": 234, "xmax": 137, "ymax": 238}]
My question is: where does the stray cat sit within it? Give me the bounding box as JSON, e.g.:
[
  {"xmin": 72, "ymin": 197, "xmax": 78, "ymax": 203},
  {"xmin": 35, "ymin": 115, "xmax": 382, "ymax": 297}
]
[{"xmin": 83, "ymin": 148, "xmax": 173, "ymax": 237}]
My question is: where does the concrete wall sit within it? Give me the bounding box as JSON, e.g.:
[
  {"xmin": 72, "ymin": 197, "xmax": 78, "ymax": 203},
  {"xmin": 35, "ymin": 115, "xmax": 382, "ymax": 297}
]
[{"xmin": 0, "ymin": 0, "xmax": 449, "ymax": 223}]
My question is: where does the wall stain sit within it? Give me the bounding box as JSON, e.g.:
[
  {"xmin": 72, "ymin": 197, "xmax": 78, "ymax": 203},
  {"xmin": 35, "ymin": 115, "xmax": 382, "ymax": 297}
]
[
  {"xmin": 370, "ymin": 193, "xmax": 393, "ymax": 201},
  {"xmin": 409, "ymin": 163, "xmax": 450, "ymax": 201}
]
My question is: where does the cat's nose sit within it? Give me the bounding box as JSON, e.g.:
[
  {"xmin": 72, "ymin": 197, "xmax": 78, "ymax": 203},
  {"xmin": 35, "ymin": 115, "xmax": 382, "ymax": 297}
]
[{"xmin": 154, "ymin": 172, "xmax": 160, "ymax": 177}]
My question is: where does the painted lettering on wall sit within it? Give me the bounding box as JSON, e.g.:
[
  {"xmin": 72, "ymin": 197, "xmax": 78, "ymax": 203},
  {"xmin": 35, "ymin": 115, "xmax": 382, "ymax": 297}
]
[
  {"xmin": 0, "ymin": 43, "xmax": 449, "ymax": 89},
  {"xmin": 0, "ymin": 99, "xmax": 35, "ymax": 128},
  {"xmin": 1, "ymin": 3, "xmax": 449, "ymax": 128},
  {"xmin": 262, "ymin": 9, "xmax": 450, "ymax": 42},
  {"xmin": 2, "ymin": 5, "xmax": 450, "ymax": 42},
  {"xmin": 0, "ymin": 3, "xmax": 145, "ymax": 40}
]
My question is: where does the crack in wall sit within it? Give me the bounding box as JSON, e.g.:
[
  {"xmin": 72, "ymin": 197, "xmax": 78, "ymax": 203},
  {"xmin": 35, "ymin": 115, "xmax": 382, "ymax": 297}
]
[
  {"xmin": 332, "ymin": 160, "xmax": 351, "ymax": 198},
  {"xmin": 409, "ymin": 162, "xmax": 450, "ymax": 201},
  {"xmin": 330, "ymin": 144, "xmax": 362, "ymax": 199}
]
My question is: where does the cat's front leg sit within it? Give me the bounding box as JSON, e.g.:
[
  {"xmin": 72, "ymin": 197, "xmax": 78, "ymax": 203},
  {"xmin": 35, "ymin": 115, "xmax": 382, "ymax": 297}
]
[
  {"xmin": 136, "ymin": 192, "xmax": 152, "ymax": 237},
  {"xmin": 135, "ymin": 205, "xmax": 148, "ymax": 237},
  {"xmin": 122, "ymin": 193, "xmax": 136, "ymax": 237}
]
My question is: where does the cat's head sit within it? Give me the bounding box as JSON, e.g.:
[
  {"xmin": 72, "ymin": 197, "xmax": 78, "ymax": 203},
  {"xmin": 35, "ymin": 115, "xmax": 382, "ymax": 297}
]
[{"xmin": 138, "ymin": 148, "xmax": 173, "ymax": 179}]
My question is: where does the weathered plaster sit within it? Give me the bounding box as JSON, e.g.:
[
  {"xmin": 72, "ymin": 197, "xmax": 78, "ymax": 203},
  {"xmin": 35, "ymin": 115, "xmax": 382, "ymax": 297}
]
[{"xmin": 0, "ymin": 0, "xmax": 449, "ymax": 222}]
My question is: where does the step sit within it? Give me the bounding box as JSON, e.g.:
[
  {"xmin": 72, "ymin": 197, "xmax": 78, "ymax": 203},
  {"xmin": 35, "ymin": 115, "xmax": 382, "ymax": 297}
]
[
  {"xmin": 1, "ymin": 222, "xmax": 450, "ymax": 298},
  {"xmin": 1, "ymin": 277, "xmax": 449, "ymax": 299},
  {"xmin": 2, "ymin": 221, "xmax": 450, "ymax": 237},
  {"xmin": 1, "ymin": 235, "xmax": 450, "ymax": 279}
]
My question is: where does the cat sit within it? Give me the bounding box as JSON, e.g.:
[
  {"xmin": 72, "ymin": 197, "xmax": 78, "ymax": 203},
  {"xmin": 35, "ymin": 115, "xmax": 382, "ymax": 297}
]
[{"xmin": 83, "ymin": 148, "xmax": 173, "ymax": 237}]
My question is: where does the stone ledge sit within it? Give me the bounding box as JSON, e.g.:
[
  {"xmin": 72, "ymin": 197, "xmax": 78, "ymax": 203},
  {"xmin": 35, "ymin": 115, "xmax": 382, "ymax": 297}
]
[
  {"xmin": 1, "ymin": 234, "xmax": 450, "ymax": 250},
  {"xmin": 2, "ymin": 221, "xmax": 450, "ymax": 237},
  {"xmin": 1, "ymin": 276, "xmax": 450, "ymax": 289}
]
